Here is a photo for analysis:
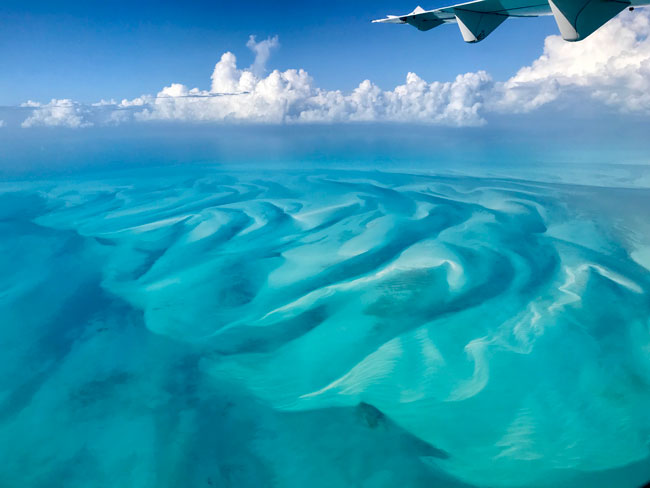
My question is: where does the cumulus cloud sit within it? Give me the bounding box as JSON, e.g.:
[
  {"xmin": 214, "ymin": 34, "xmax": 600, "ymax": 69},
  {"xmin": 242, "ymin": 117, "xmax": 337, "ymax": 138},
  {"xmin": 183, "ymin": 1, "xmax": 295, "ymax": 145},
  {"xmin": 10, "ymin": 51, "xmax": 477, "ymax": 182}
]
[
  {"xmin": 17, "ymin": 15, "xmax": 650, "ymax": 128},
  {"xmin": 247, "ymin": 35, "xmax": 280, "ymax": 77},
  {"xmin": 494, "ymin": 11, "xmax": 650, "ymax": 112},
  {"xmin": 21, "ymin": 99, "xmax": 92, "ymax": 128},
  {"xmin": 126, "ymin": 32, "xmax": 493, "ymax": 126},
  {"xmin": 133, "ymin": 56, "xmax": 491, "ymax": 126}
]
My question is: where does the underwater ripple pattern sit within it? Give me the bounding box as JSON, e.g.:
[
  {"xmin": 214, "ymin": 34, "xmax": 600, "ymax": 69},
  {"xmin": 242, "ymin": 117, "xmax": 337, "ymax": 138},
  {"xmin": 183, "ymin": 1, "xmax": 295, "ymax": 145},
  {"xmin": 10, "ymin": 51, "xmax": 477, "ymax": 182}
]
[{"xmin": 1, "ymin": 169, "xmax": 650, "ymax": 487}]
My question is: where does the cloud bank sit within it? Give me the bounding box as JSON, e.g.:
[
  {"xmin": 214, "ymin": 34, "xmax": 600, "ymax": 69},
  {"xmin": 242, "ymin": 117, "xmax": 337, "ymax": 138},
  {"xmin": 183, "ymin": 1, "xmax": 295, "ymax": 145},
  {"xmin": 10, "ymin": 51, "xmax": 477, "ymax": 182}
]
[
  {"xmin": 495, "ymin": 11, "xmax": 650, "ymax": 113},
  {"xmin": 16, "ymin": 11, "xmax": 650, "ymax": 128},
  {"xmin": 21, "ymin": 99, "xmax": 93, "ymax": 128}
]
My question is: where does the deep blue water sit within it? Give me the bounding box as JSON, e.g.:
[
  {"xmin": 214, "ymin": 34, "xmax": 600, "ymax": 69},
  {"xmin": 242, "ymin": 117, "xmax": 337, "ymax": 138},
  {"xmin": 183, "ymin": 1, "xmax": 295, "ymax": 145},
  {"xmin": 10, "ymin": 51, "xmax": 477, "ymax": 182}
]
[{"xmin": 1, "ymin": 165, "xmax": 650, "ymax": 487}]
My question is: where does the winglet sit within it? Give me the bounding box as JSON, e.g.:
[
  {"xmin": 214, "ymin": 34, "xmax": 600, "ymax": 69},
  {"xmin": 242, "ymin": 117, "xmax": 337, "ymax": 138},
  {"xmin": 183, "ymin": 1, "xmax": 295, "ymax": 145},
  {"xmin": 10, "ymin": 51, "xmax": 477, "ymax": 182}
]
[
  {"xmin": 548, "ymin": 0, "xmax": 628, "ymax": 41},
  {"xmin": 454, "ymin": 10, "xmax": 507, "ymax": 42}
]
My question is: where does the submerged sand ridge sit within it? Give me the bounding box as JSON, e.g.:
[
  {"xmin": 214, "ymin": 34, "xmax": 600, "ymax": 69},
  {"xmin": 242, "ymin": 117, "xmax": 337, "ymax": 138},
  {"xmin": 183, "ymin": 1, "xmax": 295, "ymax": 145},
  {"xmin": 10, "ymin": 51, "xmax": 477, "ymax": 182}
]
[{"xmin": 0, "ymin": 168, "xmax": 649, "ymax": 487}]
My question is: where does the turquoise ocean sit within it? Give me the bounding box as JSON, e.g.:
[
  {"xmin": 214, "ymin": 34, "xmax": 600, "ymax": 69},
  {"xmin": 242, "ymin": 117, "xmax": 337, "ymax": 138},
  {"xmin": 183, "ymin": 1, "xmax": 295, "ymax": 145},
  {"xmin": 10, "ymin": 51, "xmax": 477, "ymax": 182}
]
[{"xmin": 1, "ymin": 158, "xmax": 650, "ymax": 487}]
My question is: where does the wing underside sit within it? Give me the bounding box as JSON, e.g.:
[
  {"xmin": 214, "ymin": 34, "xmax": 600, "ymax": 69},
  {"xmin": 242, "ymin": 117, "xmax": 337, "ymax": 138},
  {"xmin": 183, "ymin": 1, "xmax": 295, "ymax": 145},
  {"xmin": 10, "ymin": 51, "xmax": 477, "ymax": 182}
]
[{"xmin": 373, "ymin": 0, "xmax": 631, "ymax": 42}]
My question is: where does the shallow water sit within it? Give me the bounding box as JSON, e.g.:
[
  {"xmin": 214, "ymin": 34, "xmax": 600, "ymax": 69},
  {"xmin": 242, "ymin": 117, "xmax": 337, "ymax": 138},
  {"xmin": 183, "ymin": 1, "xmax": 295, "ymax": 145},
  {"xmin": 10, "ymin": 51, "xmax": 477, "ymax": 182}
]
[{"xmin": 1, "ymin": 166, "xmax": 649, "ymax": 487}]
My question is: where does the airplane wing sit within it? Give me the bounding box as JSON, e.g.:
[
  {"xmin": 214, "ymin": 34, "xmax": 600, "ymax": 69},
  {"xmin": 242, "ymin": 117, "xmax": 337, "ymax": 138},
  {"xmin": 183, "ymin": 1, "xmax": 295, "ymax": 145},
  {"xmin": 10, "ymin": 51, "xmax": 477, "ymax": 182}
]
[{"xmin": 373, "ymin": 0, "xmax": 632, "ymax": 42}]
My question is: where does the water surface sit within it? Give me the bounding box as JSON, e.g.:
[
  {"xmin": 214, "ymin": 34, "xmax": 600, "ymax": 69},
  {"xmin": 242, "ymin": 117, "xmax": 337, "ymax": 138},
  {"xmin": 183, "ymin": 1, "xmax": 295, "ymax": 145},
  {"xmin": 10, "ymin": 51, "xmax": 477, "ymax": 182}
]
[{"xmin": 1, "ymin": 166, "xmax": 649, "ymax": 487}]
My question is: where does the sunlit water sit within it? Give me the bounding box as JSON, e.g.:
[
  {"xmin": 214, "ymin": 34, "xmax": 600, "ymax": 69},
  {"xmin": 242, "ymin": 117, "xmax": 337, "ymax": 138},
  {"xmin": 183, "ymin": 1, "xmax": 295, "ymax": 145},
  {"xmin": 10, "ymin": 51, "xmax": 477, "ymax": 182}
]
[{"xmin": 1, "ymin": 165, "xmax": 650, "ymax": 487}]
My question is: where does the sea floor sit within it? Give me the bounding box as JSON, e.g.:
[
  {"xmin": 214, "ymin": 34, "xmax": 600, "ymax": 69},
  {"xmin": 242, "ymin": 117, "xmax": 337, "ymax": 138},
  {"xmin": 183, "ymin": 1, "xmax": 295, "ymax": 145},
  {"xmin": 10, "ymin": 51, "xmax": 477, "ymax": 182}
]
[{"xmin": 1, "ymin": 165, "xmax": 649, "ymax": 487}]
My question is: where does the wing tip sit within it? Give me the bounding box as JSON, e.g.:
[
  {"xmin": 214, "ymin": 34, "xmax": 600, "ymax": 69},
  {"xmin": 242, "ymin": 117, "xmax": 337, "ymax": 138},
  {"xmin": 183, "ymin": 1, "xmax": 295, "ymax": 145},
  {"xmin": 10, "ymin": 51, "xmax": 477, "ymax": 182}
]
[{"xmin": 372, "ymin": 14, "xmax": 406, "ymax": 24}]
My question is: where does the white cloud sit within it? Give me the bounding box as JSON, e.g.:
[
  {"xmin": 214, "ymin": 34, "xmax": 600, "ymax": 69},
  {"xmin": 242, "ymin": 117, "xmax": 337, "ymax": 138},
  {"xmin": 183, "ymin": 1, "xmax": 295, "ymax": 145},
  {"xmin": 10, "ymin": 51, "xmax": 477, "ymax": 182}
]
[
  {"xmin": 210, "ymin": 52, "xmax": 259, "ymax": 94},
  {"xmin": 494, "ymin": 11, "xmax": 650, "ymax": 112},
  {"xmin": 92, "ymin": 99, "xmax": 119, "ymax": 107},
  {"xmin": 131, "ymin": 44, "xmax": 492, "ymax": 126},
  {"xmin": 0, "ymin": 120, "xmax": 5, "ymax": 128},
  {"xmin": 21, "ymin": 99, "xmax": 92, "ymax": 128},
  {"xmin": 18, "ymin": 15, "xmax": 650, "ymax": 128},
  {"xmin": 246, "ymin": 35, "xmax": 280, "ymax": 77}
]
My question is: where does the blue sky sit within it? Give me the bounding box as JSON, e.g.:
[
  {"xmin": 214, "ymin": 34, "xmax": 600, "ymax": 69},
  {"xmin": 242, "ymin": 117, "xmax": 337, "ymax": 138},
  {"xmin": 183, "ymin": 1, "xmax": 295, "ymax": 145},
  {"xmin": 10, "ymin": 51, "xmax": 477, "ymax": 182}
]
[
  {"xmin": 0, "ymin": 0, "xmax": 558, "ymax": 105},
  {"xmin": 2, "ymin": 0, "xmax": 650, "ymax": 175}
]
